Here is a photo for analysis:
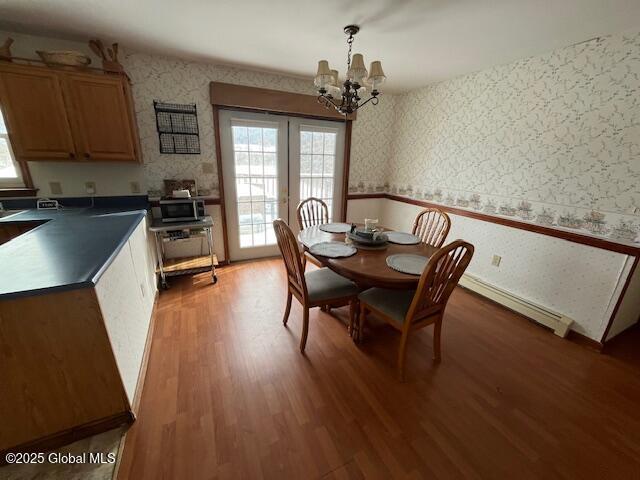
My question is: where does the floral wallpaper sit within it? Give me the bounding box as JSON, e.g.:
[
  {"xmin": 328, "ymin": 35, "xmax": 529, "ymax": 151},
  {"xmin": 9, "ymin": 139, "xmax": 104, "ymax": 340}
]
[
  {"xmin": 350, "ymin": 29, "xmax": 640, "ymax": 244},
  {"xmin": 121, "ymin": 52, "xmax": 395, "ymax": 198}
]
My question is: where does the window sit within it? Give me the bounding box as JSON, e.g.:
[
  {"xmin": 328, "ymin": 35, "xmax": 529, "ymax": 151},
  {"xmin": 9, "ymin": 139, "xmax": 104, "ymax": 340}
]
[
  {"xmin": 0, "ymin": 107, "xmax": 24, "ymax": 188},
  {"xmin": 299, "ymin": 128, "xmax": 337, "ymax": 221}
]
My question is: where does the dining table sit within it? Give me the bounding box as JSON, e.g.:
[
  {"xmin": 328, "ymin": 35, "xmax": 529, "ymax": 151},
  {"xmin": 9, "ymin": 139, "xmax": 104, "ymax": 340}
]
[{"xmin": 298, "ymin": 224, "xmax": 439, "ymax": 290}]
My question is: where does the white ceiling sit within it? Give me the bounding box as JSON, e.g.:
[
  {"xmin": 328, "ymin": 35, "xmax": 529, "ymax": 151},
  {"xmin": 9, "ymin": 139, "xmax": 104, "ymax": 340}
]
[{"xmin": 1, "ymin": 0, "xmax": 640, "ymax": 92}]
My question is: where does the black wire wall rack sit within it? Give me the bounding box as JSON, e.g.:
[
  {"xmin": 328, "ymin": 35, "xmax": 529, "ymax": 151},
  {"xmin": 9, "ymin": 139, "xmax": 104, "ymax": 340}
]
[{"xmin": 153, "ymin": 101, "xmax": 201, "ymax": 154}]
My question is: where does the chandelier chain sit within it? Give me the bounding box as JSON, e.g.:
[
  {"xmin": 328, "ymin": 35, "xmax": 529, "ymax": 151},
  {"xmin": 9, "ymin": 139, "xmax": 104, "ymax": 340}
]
[{"xmin": 346, "ymin": 32, "xmax": 354, "ymax": 71}]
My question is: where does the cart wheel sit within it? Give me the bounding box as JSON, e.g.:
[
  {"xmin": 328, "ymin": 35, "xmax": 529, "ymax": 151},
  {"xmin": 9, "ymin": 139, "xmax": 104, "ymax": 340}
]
[{"xmin": 212, "ymin": 275, "xmax": 218, "ymax": 285}]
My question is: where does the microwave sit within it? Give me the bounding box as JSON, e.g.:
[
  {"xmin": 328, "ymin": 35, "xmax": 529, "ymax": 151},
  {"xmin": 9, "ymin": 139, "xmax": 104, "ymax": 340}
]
[{"xmin": 159, "ymin": 198, "xmax": 205, "ymax": 223}]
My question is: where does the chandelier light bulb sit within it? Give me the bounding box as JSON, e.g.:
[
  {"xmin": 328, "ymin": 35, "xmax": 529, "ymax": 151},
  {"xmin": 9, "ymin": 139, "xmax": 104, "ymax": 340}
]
[
  {"xmin": 314, "ymin": 60, "xmax": 333, "ymax": 88},
  {"xmin": 348, "ymin": 53, "xmax": 367, "ymax": 83},
  {"xmin": 368, "ymin": 61, "xmax": 386, "ymax": 90}
]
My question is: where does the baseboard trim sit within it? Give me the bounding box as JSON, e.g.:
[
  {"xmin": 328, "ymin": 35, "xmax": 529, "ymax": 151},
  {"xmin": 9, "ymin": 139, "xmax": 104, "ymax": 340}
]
[
  {"xmin": 0, "ymin": 411, "xmax": 134, "ymax": 462},
  {"xmin": 131, "ymin": 291, "xmax": 159, "ymax": 415},
  {"xmin": 459, "ymin": 273, "xmax": 574, "ymax": 337}
]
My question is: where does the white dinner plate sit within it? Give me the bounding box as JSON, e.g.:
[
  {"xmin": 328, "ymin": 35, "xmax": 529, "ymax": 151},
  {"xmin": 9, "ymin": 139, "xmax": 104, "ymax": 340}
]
[
  {"xmin": 386, "ymin": 254, "xmax": 429, "ymax": 275},
  {"xmin": 309, "ymin": 241, "xmax": 357, "ymax": 258}
]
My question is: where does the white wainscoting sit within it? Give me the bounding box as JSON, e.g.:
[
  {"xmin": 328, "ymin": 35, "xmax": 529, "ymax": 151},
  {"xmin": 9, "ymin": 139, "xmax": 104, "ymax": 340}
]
[
  {"xmin": 347, "ymin": 197, "xmax": 635, "ymax": 342},
  {"xmin": 95, "ymin": 217, "xmax": 157, "ymax": 405}
]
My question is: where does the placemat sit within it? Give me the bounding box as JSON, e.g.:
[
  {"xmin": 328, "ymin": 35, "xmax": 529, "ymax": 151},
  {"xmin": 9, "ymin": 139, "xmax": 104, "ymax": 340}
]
[
  {"xmin": 386, "ymin": 231, "xmax": 420, "ymax": 245},
  {"xmin": 319, "ymin": 223, "xmax": 352, "ymax": 234},
  {"xmin": 309, "ymin": 241, "xmax": 357, "ymax": 258},
  {"xmin": 386, "ymin": 254, "xmax": 429, "ymax": 275}
]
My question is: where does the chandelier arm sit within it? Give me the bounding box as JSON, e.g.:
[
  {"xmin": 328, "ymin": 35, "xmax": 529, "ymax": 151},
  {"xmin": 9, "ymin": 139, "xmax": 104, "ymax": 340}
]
[
  {"xmin": 317, "ymin": 94, "xmax": 340, "ymax": 110},
  {"xmin": 352, "ymin": 94, "xmax": 380, "ymax": 112}
]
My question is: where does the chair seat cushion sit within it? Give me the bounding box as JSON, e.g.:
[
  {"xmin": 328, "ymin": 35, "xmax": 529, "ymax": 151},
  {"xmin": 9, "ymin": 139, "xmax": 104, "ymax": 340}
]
[
  {"xmin": 305, "ymin": 268, "xmax": 358, "ymax": 303},
  {"xmin": 358, "ymin": 288, "xmax": 416, "ymax": 323}
]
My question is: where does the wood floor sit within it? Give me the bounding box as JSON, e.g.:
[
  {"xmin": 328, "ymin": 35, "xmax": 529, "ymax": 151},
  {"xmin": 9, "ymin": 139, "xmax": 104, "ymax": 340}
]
[{"xmin": 117, "ymin": 258, "xmax": 640, "ymax": 480}]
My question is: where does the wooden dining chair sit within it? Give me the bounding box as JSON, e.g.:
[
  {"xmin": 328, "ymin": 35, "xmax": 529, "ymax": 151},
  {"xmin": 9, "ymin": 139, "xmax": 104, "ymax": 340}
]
[
  {"xmin": 297, "ymin": 197, "xmax": 329, "ymax": 230},
  {"xmin": 273, "ymin": 219, "xmax": 359, "ymax": 353},
  {"xmin": 357, "ymin": 240, "xmax": 474, "ymax": 380},
  {"xmin": 412, "ymin": 208, "xmax": 451, "ymax": 248},
  {"xmin": 296, "ymin": 197, "xmax": 329, "ymax": 268}
]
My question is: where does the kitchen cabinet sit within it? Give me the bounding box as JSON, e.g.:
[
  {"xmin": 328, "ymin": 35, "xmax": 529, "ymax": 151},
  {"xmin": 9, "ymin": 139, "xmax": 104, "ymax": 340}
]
[
  {"xmin": 0, "ymin": 62, "xmax": 141, "ymax": 163},
  {"xmin": 0, "ymin": 65, "xmax": 76, "ymax": 160},
  {"xmin": 64, "ymin": 74, "xmax": 138, "ymax": 161}
]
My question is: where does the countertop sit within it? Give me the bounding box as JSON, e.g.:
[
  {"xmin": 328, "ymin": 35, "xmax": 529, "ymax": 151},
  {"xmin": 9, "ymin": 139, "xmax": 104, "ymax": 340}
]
[{"xmin": 0, "ymin": 208, "xmax": 147, "ymax": 300}]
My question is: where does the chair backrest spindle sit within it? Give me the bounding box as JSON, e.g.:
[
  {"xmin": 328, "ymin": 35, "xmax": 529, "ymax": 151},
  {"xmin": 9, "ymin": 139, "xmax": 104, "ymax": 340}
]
[
  {"xmin": 412, "ymin": 208, "xmax": 451, "ymax": 248},
  {"xmin": 406, "ymin": 240, "xmax": 474, "ymax": 324},
  {"xmin": 273, "ymin": 219, "xmax": 307, "ymax": 299},
  {"xmin": 297, "ymin": 197, "xmax": 329, "ymax": 230}
]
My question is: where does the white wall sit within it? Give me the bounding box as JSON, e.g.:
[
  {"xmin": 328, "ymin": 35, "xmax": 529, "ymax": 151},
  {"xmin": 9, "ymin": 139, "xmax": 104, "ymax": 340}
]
[
  {"xmin": 346, "ymin": 198, "xmax": 384, "ymax": 224},
  {"xmin": 606, "ymin": 260, "xmax": 640, "ymax": 340},
  {"xmin": 378, "ymin": 198, "xmax": 633, "ymax": 340}
]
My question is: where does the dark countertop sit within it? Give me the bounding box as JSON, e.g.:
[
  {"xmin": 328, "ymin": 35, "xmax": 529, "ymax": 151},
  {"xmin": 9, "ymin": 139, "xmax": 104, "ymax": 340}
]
[{"xmin": 0, "ymin": 208, "xmax": 147, "ymax": 300}]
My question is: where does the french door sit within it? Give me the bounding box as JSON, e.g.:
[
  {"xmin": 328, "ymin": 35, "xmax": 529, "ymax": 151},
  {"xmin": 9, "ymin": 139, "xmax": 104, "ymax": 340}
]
[{"xmin": 219, "ymin": 110, "xmax": 345, "ymax": 261}]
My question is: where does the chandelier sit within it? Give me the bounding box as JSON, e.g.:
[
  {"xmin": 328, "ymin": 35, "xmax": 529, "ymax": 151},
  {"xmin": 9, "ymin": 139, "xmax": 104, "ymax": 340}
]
[{"xmin": 314, "ymin": 25, "xmax": 386, "ymax": 115}]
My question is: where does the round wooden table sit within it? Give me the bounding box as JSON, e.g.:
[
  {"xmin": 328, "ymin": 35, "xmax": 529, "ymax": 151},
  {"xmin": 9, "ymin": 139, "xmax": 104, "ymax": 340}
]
[{"xmin": 298, "ymin": 225, "xmax": 438, "ymax": 289}]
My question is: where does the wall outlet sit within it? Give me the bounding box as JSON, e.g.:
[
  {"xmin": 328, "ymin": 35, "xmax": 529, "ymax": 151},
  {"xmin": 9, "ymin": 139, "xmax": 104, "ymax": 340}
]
[
  {"xmin": 491, "ymin": 255, "xmax": 502, "ymax": 267},
  {"xmin": 85, "ymin": 182, "xmax": 96, "ymax": 195},
  {"xmin": 130, "ymin": 181, "xmax": 141, "ymax": 194},
  {"xmin": 49, "ymin": 182, "xmax": 62, "ymax": 195}
]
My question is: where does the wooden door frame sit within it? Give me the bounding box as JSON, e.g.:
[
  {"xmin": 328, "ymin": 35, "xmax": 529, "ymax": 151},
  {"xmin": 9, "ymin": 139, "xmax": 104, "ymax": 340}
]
[{"xmin": 210, "ymin": 82, "xmax": 354, "ymax": 263}]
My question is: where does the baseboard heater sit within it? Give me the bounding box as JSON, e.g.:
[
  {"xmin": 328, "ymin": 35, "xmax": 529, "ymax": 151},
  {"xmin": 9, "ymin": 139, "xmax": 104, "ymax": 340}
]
[{"xmin": 458, "ymin": 274, "xmax": 573, "ymax": 338}]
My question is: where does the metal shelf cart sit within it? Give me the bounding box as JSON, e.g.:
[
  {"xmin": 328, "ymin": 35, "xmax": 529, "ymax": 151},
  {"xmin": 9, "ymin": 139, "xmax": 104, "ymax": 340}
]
[{"xmin": 149, "ymin": 216, "xmax": 217, "ymax": 289}]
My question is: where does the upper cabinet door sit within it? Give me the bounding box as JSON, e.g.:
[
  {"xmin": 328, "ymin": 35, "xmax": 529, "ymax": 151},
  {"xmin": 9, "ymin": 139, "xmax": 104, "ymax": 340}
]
[
  {"xmin": 64, "ymin": 74, "xmax": 138, "ymax": 162},
  {"xmin": 0, "ymin": 65, "xmax": 76, "ymax": 160}
]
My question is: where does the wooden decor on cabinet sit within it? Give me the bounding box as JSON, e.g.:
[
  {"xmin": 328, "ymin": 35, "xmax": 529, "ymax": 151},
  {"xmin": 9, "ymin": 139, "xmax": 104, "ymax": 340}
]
[{"xmin": 0, "ymin": 61, "xmax": 140, "ymax": 163}]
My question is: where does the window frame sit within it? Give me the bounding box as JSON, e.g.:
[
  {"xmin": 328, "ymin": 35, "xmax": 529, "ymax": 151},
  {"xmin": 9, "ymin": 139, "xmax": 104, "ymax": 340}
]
[{"xmin": 0, "ymin": 104, "xmax": 36, "ymax": 196}]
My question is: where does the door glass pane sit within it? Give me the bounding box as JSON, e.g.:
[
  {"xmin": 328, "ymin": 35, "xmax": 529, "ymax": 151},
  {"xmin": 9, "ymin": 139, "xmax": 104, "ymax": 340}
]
[
  {"xmin": 249, "ymin": 152, "xmax": 263, "ymax": 176},
  {"xmin": 232, "ymin": 124, "xmax": 279, "ymax": 248},
  {"xmin": 299, "ymin": 129, "xmax": 337, "ymax": 221}
]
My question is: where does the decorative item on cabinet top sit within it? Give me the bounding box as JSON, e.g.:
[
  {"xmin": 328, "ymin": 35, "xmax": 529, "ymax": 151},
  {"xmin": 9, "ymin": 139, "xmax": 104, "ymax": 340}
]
[
  {"xmin": 153, "ymin": 101, "xmax": 201, "ymax": 154},
  {"xmin": 36, "ymin": 50, "xmax": 91, "ymax": 69},
  {"xmin": 88, "ymin": 39, "xmax": 124, "ymax": 73},
  {"xmin": 0, "ymin": 37, "xmax": 13, "ymax": 60}
]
